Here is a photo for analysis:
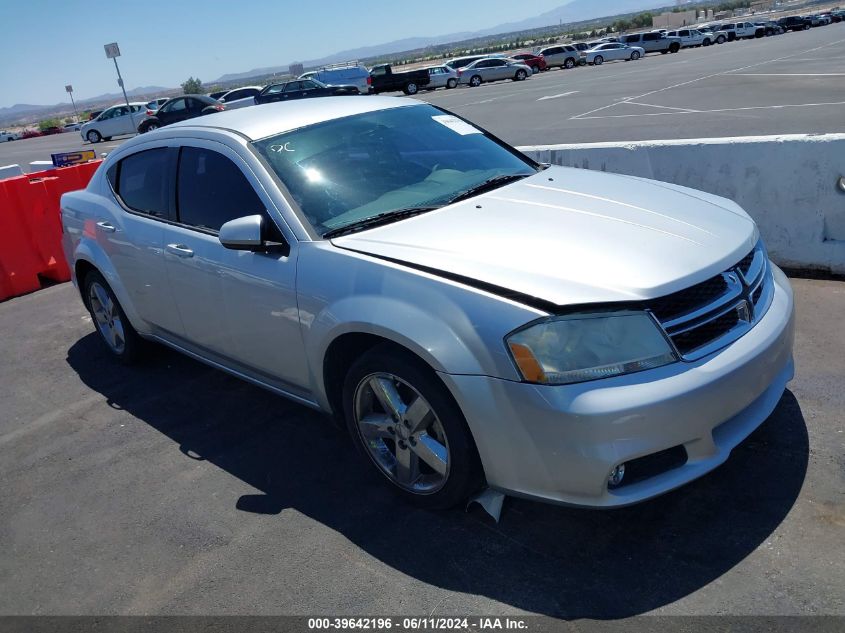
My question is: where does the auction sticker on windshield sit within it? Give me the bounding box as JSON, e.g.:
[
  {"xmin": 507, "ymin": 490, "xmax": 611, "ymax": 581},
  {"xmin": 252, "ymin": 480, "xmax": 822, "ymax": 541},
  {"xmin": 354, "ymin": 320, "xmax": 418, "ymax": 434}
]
[{"xmin": 432, "ymin": 115, "xmax": 481, "ymax": 135}]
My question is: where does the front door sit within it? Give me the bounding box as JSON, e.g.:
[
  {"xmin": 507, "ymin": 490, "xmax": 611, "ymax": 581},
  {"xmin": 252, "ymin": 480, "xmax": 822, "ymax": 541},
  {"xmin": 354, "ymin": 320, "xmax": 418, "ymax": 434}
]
[{"xmin": 160, "ymin": 141, "xmax": 309, "ymax": 395}]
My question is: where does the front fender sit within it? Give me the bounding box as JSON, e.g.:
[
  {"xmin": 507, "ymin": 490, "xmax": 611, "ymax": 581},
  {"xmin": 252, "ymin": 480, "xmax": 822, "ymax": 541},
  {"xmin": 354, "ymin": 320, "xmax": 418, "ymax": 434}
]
[{"xmin": 296, "ymin": 243, "xmax": 544, "ymax": 410}]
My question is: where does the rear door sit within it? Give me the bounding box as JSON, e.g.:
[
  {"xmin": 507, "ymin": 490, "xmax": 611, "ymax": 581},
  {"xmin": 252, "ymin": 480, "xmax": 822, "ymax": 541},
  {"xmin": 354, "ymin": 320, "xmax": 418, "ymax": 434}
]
[
  {"xmin": 157, "ymin": 98, "xmax": 189, "ymax": 125},
  {"xmin": 184, "ymin": 97, "xmax": 208, "ymax": 120},
  {"xmin": 103, "ymin": 145, "xmax": 185, "ymax": 335}
]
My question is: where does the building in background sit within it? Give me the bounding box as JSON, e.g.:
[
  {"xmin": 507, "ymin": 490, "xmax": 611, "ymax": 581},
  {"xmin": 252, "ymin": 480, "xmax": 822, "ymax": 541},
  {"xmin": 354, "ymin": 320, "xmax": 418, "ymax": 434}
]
[{"xmin": 652, "ymin": 9, "xmax": 698, "ymax": 28}]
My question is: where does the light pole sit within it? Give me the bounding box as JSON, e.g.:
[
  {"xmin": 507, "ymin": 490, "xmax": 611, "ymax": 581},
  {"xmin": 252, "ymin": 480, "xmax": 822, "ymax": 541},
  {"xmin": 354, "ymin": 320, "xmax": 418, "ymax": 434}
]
[
  {"xmin": 65, "ymin": 85, "xmax": 80, "ymax": 123},
  {"xmin": 103, "ymin": 42, "xmax": 136, "ymax": 129}
]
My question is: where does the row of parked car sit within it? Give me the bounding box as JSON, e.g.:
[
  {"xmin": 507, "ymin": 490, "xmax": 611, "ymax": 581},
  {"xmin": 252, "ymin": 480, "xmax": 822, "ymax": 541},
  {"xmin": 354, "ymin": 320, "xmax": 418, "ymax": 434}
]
[{"xmin": 75, "ymin": 9, "xmax": 842, "ymax": 144}]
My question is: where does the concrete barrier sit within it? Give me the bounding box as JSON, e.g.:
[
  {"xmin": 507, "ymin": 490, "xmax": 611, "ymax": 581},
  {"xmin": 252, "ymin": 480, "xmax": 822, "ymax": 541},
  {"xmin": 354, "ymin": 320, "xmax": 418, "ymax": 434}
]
[{"xmin": 519, "ymin": 134, "xmax": 845, "ymax": 275}]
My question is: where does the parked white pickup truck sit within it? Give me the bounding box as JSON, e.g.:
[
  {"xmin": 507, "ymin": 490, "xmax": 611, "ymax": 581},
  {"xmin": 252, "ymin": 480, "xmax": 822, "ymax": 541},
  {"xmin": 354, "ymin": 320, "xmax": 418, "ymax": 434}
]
[
  {"xmin": 714, "ymin": 21, "xmax": 759, "ymax": 41},
  {"xmin": 0, "ymin": 130, "xmax": 19, "ymax": 142},
  {"xmin": 666, "ymin": 28, "xmax": 713, "ymax": 47}
]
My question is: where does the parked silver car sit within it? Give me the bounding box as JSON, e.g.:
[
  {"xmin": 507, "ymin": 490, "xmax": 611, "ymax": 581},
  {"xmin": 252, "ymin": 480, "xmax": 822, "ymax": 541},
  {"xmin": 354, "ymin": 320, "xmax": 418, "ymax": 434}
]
[
  {"xmin": 457, "ymin": 58, "xmax": 532, "ymax": 87},
  {"xmin": 424, "ymin": 65, "xmax": 459, "ymax": 90},
  {"xmin": 61, "ymin": 97, "xmax": 794, "ymax": 510},
  {"xmin": 582, "ymin": 42, "xmax": 645, "ymax": 65}
]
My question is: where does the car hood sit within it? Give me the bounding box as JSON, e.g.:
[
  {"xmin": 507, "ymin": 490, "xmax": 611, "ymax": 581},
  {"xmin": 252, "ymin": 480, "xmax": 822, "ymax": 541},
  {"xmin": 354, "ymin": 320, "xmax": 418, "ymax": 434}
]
[{"xmin": 332, "ymin": 166, "xmax": 758, "ymax": 308}]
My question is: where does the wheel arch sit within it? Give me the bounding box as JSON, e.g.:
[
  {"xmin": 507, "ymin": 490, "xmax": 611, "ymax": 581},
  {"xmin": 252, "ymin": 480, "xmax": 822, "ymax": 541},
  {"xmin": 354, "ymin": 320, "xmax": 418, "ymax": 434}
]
[{"xmin": 71, "ymin": 245, "xmax": 148, "ymax": 336}]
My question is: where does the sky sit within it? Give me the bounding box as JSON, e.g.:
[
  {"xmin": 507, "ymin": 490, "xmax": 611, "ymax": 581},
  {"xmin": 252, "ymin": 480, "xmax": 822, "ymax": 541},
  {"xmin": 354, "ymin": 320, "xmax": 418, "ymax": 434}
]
[{"xmin": 0, "ymin": 0, "xmax": 571, "ymax": 108}]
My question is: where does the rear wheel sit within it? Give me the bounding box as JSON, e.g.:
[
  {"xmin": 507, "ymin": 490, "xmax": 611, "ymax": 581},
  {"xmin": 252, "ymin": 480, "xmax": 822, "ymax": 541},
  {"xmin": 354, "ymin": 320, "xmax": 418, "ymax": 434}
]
[
  {"xmin": 343, "ymin": 345, "xmax": 483, "ymax": 510},
  {"xmin": 469, "ymin": 75, "xmax": 482, "ymax": 87},
  {"xmin": 83, "ymin": 270, "xmax": 143, "ymax": 364},
  {"xmin": 717, "ymin": 35, "xmax": 726, "ymax": 44},
  {"xmin": 630, "ymin": 51, "xmax": 641, "ymax": 61},
  {"xmin": 86, "ymin": 130, "xmax": 101, "ymax": 143},
  {"xmin": 446, "ymin": 78, "xmax": 457, "ymax": 89},
  {"xmin": 403, "ymin": 82, "xmax": 418, "ymax": 95},
  {"xmin": 593, "ymin": 55, "xmax": 604, "ymax": 65},
  {"xmin": 703, "ymin": 38, "xmax": 711, "ymax": 46},
  {"xmin": 140, "ymin": 121, "xmax": 158, "ymax": 134},
  {"xmin": 531, "ymin": 65, "xmax": 540, "ymax": 74},
  {"xmin": 564, "ymin": 57, "xmax": 576, "ymax": 69},
  {"xmin": 514, "ymin": 69, "xmax": 527, "ymax": 81},
  {"xmin": 670, "ymin": 43, "xmax": 680, "ymax": 53}
]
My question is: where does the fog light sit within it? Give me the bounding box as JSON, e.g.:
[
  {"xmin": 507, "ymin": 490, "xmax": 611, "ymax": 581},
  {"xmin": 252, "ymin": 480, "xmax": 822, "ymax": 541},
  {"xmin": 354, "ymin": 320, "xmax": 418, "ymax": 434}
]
[{"xmin": 608, "ymin": 464, "xmax": 626, "ymax": 489}]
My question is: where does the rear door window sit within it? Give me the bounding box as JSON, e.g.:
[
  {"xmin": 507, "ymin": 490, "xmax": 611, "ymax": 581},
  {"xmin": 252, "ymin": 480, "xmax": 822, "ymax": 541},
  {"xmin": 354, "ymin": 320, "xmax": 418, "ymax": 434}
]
[{"xmin": 115, "ymin": 148, "xmax": 171, "ymax": 218}]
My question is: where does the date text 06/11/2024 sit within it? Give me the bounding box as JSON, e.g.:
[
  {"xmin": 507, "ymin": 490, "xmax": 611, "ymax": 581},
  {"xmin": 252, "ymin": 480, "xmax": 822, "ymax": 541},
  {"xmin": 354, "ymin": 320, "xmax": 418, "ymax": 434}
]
[{"xmin": 307, "ymin": 617, "xmax": 529, "ymax": 630}]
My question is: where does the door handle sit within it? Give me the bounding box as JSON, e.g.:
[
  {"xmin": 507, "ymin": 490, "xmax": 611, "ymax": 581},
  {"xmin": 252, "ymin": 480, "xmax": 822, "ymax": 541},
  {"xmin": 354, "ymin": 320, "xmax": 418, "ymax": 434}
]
[
  {"xmin": 166, "ymin": 243, "xmax": 194, "ymax": 258},
  {"xmin": 96, "ymin": 221, "xmax": 116, "ymax": 233}
]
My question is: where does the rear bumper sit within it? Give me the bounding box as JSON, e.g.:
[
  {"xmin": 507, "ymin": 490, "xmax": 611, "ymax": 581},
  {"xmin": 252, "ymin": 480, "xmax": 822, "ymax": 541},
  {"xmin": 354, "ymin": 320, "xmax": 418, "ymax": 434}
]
[{"xmin": 441, "ymin": 265, "xmax": 795, "ymax": 508}]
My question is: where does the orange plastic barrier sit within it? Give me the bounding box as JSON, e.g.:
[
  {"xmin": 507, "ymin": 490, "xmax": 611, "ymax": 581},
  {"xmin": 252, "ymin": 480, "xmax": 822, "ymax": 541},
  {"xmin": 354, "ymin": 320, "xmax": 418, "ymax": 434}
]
[{"xmin": 0, "ymin": 160, "xmax": 102, "ymax": 301}]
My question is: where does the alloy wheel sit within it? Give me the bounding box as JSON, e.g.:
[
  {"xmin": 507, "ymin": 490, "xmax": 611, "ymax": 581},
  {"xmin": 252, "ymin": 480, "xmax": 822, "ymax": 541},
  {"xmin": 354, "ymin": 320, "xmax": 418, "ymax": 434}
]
[
  {"xmin": 353, "ymin": 372, "xmax": 450, "ymax": 494},
  {"xmin": 88, "ymin": 281, "xmax": 125, "ymax": 354}
]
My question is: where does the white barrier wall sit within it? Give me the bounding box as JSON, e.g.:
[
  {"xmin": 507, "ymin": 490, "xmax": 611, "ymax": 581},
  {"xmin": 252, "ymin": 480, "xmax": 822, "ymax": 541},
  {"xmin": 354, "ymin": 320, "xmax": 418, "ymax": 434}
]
[
  {"xmin": 0, "ymin": 164, "xmax": 23, "ymax": 179},
  {"xmin": 519, "ymin": 134, "xmax": 845, "ymax": 275}
]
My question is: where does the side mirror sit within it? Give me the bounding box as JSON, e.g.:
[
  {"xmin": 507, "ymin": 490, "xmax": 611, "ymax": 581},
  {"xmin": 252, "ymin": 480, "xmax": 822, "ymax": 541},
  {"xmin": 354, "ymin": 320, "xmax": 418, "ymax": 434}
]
[
  {"xmin": 219, "ymin": 213, "xmax": 290, "ymax": 253},
  {"xmin": 220, "ymin": 215, "xmax": 264, "ymax": 250}
]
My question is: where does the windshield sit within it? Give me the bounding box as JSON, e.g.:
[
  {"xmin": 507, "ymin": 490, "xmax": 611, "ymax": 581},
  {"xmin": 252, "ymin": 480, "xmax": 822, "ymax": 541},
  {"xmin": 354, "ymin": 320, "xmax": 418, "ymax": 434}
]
[{"xmin": 252, "ymin": 104, "xmax": 537, "ymax": 237}]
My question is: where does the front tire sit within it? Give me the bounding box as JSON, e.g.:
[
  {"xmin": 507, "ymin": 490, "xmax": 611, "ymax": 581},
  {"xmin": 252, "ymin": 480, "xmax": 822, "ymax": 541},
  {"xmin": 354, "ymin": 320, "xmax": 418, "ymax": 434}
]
[
  {"xmin": 717, "ymin": 35, "xmax": 726, "ymax": 44},
  {"xmin": 593, "ymin": 55, "xmax": 604, "ymax": 65},
  {"xmin": 83, "ymin": 270, "xmax": 143, "ymax": 364},
  {"xmin": 531, "ymin": 65, "xmax": 540, "ymax": 74},
  {"xmin": 86, "ymin": 130, "xmax": 102, "ymax": 143},
  {"xmin": 446, "ymin": 78, "xmax": 457, "ymax": 89},
  {"xmin": 564, "ymin": 57, "xmax": 576, "ymax": 69},
  {"xmin": 630, "ymin": 51, "xmax": 641, "ymax": 60},
  {"xmin": 514, "ymin": 69, "xmax": 527, "ymax": 81},
  {"xmin": 469, "ymin": 75, "xmax": 482, "ymax": 87},
  {"xmin": 343, "ymin": 344, "xmax": 483, "ymax": 510}
]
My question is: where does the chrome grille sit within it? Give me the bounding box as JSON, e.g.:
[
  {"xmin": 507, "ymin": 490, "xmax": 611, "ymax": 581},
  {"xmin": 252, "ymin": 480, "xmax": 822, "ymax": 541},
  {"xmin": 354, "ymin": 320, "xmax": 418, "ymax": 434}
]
[{"xmin": 648, "ymin": 242, "xmax": 773, "ymax": 360}]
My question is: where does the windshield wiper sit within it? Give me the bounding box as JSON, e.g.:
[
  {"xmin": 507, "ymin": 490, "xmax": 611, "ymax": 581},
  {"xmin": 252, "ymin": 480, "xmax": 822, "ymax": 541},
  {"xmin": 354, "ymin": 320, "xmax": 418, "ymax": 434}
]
[
  {"xmin": 445, "ymin": 173, "xmax": 531, "ymax": 205},
  {"xmin": 323, "ymin": 206, "xmax": 440, "ymax": 239}
]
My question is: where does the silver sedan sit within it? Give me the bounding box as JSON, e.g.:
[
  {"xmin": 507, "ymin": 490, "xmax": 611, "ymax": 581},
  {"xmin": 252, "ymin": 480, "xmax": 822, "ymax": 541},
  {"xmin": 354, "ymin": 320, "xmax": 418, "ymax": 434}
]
[
  {"xmin": 425, "ymin": 65, "xmax": 459, "ymax": 90},
  {"xmin": 457, "ymin": 58, "xmax": 532, "ymax": 86},
  {"xmin": 582, "ymin": 42, "xmax": 646, "ymax": 65},
  {"xmin": 61, "ymin": 97, "xmax": 794, "ymax": 511}
]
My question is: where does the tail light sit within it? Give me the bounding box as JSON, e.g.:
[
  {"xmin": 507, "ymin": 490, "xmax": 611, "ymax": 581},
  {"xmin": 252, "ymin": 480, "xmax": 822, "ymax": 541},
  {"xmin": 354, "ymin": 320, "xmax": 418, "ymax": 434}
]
[
  {"xmin": 214, "ymin": 105, "xmax": 225, "ymax": 111},
  {"xmin": 146, "ymin": 109, "xmax": 155, "ymax": 116},
  {"xmin": 457, "ymin": 69, "xmax": 463, "ymax": 76},
  {"xmin": 367, "ymin": 76, "xmax": 372, "ymax": 85}
]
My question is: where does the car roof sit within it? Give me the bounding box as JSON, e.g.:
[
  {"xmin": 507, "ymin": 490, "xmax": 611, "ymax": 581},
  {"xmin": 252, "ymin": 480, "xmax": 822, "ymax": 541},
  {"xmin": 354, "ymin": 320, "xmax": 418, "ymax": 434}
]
[{"xmin": 168, "ymin": 95, "xmax": 418, "ymax": 140}]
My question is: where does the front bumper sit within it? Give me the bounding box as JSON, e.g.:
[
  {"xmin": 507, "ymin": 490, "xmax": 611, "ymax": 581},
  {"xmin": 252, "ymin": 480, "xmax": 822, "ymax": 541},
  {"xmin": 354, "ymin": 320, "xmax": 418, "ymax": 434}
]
[{"xmin": 441, "ymin": 264, "xmax": 795, "ymax": 508}]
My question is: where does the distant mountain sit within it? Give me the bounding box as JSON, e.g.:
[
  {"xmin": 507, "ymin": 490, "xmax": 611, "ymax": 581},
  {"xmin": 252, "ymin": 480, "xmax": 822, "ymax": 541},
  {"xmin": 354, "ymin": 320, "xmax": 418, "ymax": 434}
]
[
  {"xmin": 213, "ymin": 33, "xmax": 476, "ymax": 83},
  {"xmin": 473, "ymin": 0, "xmax": 667, "ymax": 35},
  {"xmin": 213, "ymin": 0, "xmax": 665, "ymax": 82},
  {"xmin": 0, "ymin": 86, "xmax": 170, "ymax": 126}
]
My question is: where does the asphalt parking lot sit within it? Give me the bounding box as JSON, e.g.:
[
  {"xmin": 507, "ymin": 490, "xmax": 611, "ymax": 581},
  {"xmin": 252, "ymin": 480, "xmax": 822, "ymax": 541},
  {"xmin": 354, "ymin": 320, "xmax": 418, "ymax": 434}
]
[
  {"xmin": 1, "ymin": 25, "xmax": 843, "ymax": 173},
  {"xmin": 1, "ymin": 277, "xmax": 843, "ymax": 617},
  {"xmin": 415, "ymin": 23, "xmax": 845, "ymax": 145}
]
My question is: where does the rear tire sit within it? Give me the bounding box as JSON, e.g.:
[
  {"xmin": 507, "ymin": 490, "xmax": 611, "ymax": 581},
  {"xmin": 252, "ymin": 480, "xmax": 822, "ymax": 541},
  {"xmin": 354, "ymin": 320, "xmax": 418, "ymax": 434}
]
[
  {"xmin": 446, "ymin": 78, "xmax": 457, "ymax": 89},
  {"xmin": 593, "ymin": 55, "xmax": 604, "ymax": 65},
  {"xmin": 469, "ymin": 75, "xmax": 482, "ymax": 87},
  {"xmin": 564, "ymin": 57, "xmax": 576, "ymax": 69},
  {"xmin": 403, "ymin": 82, "xmax": 418, "ymax": 95},
  {"xmin": 670, "ymin": 43, "xmax": 680, "ymax": 53},
  {"xmin": 83, "ymin": 270, "xmax": 143, "ymax": 364},
  {"xmin": 717, "ymin": 35, "xmax": 726, "ymax": 44},
  {"xmin": 531, "ymin": 65, "xmax": 540, "ymax": 74},
  {"xmin": 514, "ymin": 69, "xmax": 527, "ymax": 81},
  {"xmin": 343, "ymin": 344, "xmax": 484, "ymax": 510},
  {"xmin": 630, "ymin": 51, "xmax": 641, "ymax": 61},
  {"xmin": 86, "ymin": 130, "xmax": 101, "ymax": 143}
]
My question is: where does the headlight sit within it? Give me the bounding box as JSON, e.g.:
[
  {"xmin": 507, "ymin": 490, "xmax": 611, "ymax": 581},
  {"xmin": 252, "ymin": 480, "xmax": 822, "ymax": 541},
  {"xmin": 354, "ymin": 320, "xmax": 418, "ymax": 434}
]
[{"xmin": 506, "ymin": 312, "xmax": 677, "ymax": 385}]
